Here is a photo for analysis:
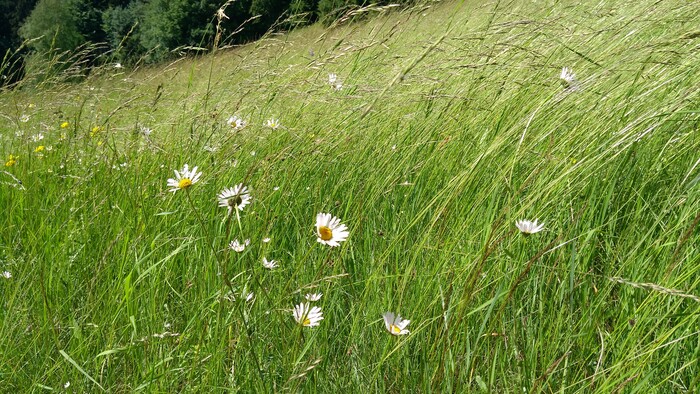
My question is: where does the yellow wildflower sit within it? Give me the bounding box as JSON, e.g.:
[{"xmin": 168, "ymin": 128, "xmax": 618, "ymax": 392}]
[{"xmin": 5, "ymin": 154, "xmax": 18, "ymax": 167}]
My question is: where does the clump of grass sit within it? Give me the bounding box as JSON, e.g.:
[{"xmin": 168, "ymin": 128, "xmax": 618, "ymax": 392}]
[{"xmin": 1, "ymin": 0, "xmax": 699, "ymax": 392}]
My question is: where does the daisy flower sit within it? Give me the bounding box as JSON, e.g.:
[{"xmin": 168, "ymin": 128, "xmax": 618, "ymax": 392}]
[
  {"xmin": 262, "ymin": 257, "xmax": 278, "ymax": 269},
  {"xmin": 328, "ymin": 73, "xmax": 342, "ymax": 90},
  {"xmin": 243, "ymin": 290, "xmax": 255, "ymax": 302},
  {"xmin": 217, "ymin": 184, "xmax": 251, "ymax": 214},
  {"xmin": 315, "ymin": 212, "xmax": 349, "ymax": 247},
  {"xmin": 264, "ymin": 118, "xmax": 280, "ymax": 129},
  {"xmin": 515, "ymin": 219, "xmax": 545, "ymax": 235},
  {"xmin": 139, "ymin": 126, "xmax": 152, "ymax": 136},
  {"xmin": 293, "ymin": 302, "xmax": 323, "ymax": 327},
  {"xmin": 166, "ymin": 164, "xmax": 202, "ymax": 193},
  {"xmin": 1, "ymin": 271, "xmax": 11, "ymax": 279},
  {"xmin": 560, "ymin": 67, "xmax": 577, "ymax": 87},
  {"xmin": 229, "ymin": 239, "xmax": 250, "ymax": 252},
  {"xmin": 305, "ymin": 293, "xmax": 322, "ymax": 302},
  {"xmin": 382, "ymin": 312, "xmax": 410, "ymax": 336},
  {"xmin": 227, "ymin": 115, "xmax": 247, "ymax": 130},
  {"xmin": 19, "ymin": 114, "xmax": 29, "ymax": 123}
]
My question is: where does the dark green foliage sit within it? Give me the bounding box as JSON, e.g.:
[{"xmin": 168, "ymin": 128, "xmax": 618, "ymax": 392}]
[
  {"xmin": 139, "ymin": 0, "xmax": 229, "ymax": 62},
  {"xmin": 5, "ymin": 0, "xmax": 417, "ymax": 81},
  {"xmin": 317, "ymin": 0, "xmax": 368, "ymax": 23},
  {"xmin": 102, "ymin": 1, "xmax": 145, "ymax": 63},
  {"xmin": 19, "ymin": 0, "xmax": 85, "ymax": 54},
  {"xmin": 0, "ymin": 0, "xmax": 37, "ymax": 84},
  {"xmin": 288, "ymin": 0, "xmax": 319, "ymax": 25},
  {"xmin": 249, "ymin": 0, "xmax": 291, "ymax": 36}
]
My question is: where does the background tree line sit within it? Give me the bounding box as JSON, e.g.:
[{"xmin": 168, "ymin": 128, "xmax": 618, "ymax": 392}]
[{"xmin": 0, "ymin": 0, "xmax": 412, "ymax": 86}]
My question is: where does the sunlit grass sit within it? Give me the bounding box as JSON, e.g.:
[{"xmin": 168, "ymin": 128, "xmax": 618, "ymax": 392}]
[{"xmin": 1, "ymin": 0, "xmax": 699, "ymax": 392}]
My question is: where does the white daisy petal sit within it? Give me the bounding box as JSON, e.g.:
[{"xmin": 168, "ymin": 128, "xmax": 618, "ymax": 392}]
[
  {"xmin": 305, "ymin": 292, "xmax": 323, "ymax": 302},
  {"xmin": 315, "ymin": 212, "xmax": 348, "ymax": 247},
  {"xmin": 167, "ymin": 164, "xmax": 202, "ymax": 193},
  {"xmin": 515, "ymin": 219, "xmax": 545, "ymax": 235},
  {"xmin": 293, "ymin": 302, "xmax": 323, "ymax": 327},
  {"xmin": 217, "ymin": 183, "xmax": 251, "ymax": 213},
  {"xmin": 382, "ymin": 311, "xmax": 410, "ymax": 335},
  {"xmin": 262, "ymin": 257, "xmax": 277, "ymax": 269}
]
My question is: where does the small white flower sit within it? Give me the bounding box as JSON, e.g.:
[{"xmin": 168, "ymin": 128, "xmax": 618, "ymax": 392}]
[
  {"xmin": 262, "ymin": 257, "xmax": 277, "ymax": 269},
  {"xmin": 328, "ymin": 73, "xmax": 343, "ymax": 90},
  {"xmin": 203, "ymin": 145, "xmax": 219, "ymax": 153},
  {"xmin": 139, "ymin": 126, "xmax": 152, "ymax": 136},
  {"xmin": 166, "ymin": 164, "xmax": 202, "ymax": 193},
  {"xmin": 217, "ymin": 184, "xmax": 251, "ymax": 214},
  {"xmin": 229, "ymin": 239, "xmax": 250, "ymax": 252},
  {"xmin": 1, "ymin": 271, "xmax": 11, "ymax": 279},
  {"xmin": 315, "ymin": 212, "xmax": 349, "ymax": 247},
  {"xmin": 19, "ymin": 114, "xmax": 30, "ymax": 123},
  {"xmin": 262, "ymin": 237, "xmax": 271, "ymax": 243},
  {"xmin": 293, "ymin": 302, "xmax": 323, "ymax": 327},
  {"xmin": 515, "ymin": 219, "xmax": 545, "ymax": 235},
  {"xmin": 227, "ymin": 115, "xmax": 247, "ymax": 130},
  {"xmin": 250, "ymin": 151, "xmax": 256, "ymax": 156},
  {"xmin": 560, "ymin": 67, "xmax": 577, "ymax": 87},
  {"xmin": 382, "ymin": 312, "xmax": 410, "ymax": 335},
  {"xmin": 264, "ymin": 119, "xmax": 280, "ymax": 129},
  {"xmin": 31, "ymin": 133, "xmax": 44, "ymax": 142},
  {"xmin": 114, "ymin": 62, "xmax": 123, "ymax": 69},
  {"xmin": 305, "ymin": 292, "xmax": 322, "ymax": 302},
  {"xmin": 243, "ymin": 290, "xmax": 255, "ymax": 302},
  {"xmin": 64, "ymin": 381, "xmax": 70, "ymax": 389},
  {"xmin": 273, "ymin": 186, "xmax": 279, "ymax": 191}
]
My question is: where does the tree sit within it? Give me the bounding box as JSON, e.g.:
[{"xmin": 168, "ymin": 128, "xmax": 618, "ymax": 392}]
[
  {"xmin": 19, "ymin": 0, "xmax": 85, "ymax": 54},
  {"xmin": 0, "ymin": 0, "xmax": 39, "ymax": 85},
  {"xmin": 102, "ymin": 1, "xmax": 145, "ymax": 63}
]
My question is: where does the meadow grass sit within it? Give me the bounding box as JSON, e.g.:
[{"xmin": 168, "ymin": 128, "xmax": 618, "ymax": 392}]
[{"xmin": 1, "ymin": 0, "xmax": 699, "ymax": 392}]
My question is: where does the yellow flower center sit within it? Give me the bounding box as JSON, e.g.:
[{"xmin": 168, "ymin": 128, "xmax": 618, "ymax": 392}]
[
  {"xmin": 318, "ymin": 226, "xmax": 333, "ymax": 241},
  {"xmin": 303, "ymin": 318, "xmax": 311, "ymax": 326},
  {"xmin": 390, "ymin": 324, "xmax": 402, "ymax": 335},
  {"xmin": 178, "ymin": 178, "xmax": 193, "ymax": 189}
]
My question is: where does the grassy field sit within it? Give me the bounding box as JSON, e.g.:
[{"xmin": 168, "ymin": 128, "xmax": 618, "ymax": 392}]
[{"xmin": 1, "ymin": 0, "xmax": 700, "ymax": 391}]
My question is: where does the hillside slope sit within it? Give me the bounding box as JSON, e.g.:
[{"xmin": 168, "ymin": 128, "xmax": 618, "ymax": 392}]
[{"xmin": 1, "ymin": 0, "xmax": 699, "ymax": 391}]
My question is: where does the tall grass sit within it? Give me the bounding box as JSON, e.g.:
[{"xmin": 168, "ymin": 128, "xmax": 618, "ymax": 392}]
[{"xmin": 1, "ymin": 0, "xmax": 699, "ymax": 392}]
